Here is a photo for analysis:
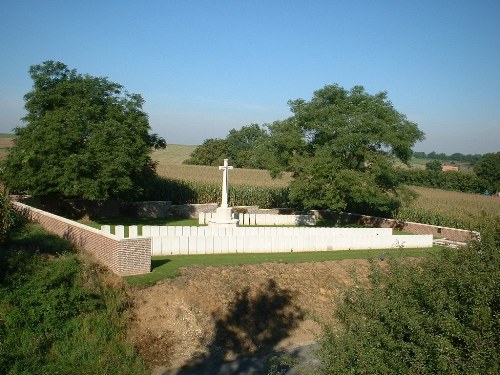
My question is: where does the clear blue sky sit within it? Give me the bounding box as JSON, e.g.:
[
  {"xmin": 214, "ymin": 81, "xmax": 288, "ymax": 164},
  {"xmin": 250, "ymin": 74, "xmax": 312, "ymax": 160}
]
[{"xmin": 1, "ymin": 0, "xmax": 499, "ymax": 154}]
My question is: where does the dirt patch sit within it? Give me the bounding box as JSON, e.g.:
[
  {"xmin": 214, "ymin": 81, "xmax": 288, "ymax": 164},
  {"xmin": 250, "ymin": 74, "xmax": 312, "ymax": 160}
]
[{"xmin": 127, "ymin": 259, "xmax": 374, "ymax": 372}]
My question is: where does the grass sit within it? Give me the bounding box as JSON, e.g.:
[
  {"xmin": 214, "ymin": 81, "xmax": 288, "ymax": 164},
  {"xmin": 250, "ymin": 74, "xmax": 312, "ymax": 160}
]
[
  {"xmin": 125, "ymin": 247, "xmax": 443, "ymax": 286},
  {"xmin": 0, "ymin": 224, "xmax": 148, "ymax": 374},
  {"xmin": 79, "ymin": 216, "xmax": 199, "ymax": 229}
]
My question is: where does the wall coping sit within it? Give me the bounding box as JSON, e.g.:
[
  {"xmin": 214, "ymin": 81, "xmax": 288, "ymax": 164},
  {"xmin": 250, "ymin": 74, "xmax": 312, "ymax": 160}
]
[{"xmin": 13, "ymin": 201, "xmax": 119, "ymax": 240}]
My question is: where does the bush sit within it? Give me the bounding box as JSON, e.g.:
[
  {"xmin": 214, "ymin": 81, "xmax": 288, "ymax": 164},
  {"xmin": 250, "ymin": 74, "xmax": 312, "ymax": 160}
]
[
  {"xmin": 317, "ymin": 223, "xmax": 500, "ymax": 374},
  {"xmin": 0, "ymin": 186, "xmax": 26, "ymax": 243}
]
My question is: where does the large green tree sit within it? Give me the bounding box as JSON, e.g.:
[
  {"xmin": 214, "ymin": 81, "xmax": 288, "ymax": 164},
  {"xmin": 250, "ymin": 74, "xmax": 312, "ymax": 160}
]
[
  {"xmin": 185, "ymin": 123, "xmax": 269, "ymax": 168},
  {"xmin": 473, "ymin": 152, "xmax": 500, "ymax": 193},
  {"xmin": 266, "ymin": 84, "xmax": 425, "ymax": 215},
  {"xmin": 2, "ymin": 61, "xmax": 165, "ymax": 201},
  {"xmin": 184, "ymin": 138, "xmax": 229, "ymax": 166}
]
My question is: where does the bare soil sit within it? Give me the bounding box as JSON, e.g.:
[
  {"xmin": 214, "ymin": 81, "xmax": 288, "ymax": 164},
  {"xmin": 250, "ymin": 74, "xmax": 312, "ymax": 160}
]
[{"xmin": 127, "ymin": 259, "xmax": 374, "ymax": 373}]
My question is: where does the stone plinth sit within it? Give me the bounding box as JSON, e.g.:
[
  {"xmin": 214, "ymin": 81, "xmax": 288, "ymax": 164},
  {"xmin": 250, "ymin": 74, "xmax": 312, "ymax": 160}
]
[{"xmin": 208, "ymin": 207, "xmax": 239, "ymax": 227}]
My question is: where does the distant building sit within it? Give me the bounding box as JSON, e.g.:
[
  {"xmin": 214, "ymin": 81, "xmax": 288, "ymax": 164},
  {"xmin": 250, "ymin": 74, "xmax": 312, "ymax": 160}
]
[{"xmin": 442, "ymin": 165, "xmax": 459, "ymax": 172}]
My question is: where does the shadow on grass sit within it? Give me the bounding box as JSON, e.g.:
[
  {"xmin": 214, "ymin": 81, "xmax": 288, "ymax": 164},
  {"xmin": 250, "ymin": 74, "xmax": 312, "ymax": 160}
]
[
  {"xmin": 0, "ymin": 225, "xmax": 76, "ymax": 282},
  {"xmin": 165, "ymin": 279, "xmax": 305, "ymax": 374},
  {"xmin": 1, "ymin": 225, "xmax": 75, "ymax": 257},
  {"xmin": 151, "ymin": 258, "xmax": 171, "ymax": 270}
]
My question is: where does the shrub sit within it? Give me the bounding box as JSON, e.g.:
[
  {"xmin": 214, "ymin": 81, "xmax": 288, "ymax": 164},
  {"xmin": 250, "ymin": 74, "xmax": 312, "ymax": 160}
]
[
  {"xmin": 0, "ymin": 228, "xmax": 147, "ymax": 374},
  {"xmin": 317, "ymin": 223, "xmax": 500, "ymax": 374},
  {"xmin": 0, "ymin": 185, "xmax": 26, "ymax": 243}
]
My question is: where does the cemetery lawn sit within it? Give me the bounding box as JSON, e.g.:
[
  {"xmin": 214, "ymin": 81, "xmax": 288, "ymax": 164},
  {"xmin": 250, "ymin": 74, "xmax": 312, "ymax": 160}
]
[
  {"xmin": 80, "ymin": 217, "xmax": 199, "ymax": 229},
  {"xmin": 125, "ymin": 247, "xmax": 442, "ymax": 286}
]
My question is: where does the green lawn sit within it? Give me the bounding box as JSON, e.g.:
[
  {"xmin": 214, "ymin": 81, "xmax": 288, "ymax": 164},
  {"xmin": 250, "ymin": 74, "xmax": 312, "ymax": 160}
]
[
  {"xmin": 80, "ymin": 217, "xmax": 199, "ymax": 230},
  {"xmin": 125, "ymin": 247, "xmax": 442, "ymax": 286}
]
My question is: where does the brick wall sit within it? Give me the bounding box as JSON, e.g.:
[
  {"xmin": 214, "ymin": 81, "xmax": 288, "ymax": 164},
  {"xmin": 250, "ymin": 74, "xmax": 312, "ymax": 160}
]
[{"xmin": 13, "ymin": 202, "xmax": 151, "ymax": 276}]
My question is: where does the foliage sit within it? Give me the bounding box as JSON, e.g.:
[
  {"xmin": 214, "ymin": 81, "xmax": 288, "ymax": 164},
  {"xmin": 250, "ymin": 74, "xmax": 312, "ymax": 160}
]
[
  {"xmin": 225, "ymin": 123, "xmax": 269, "ymax": 168},
  {"xmin": 183, "ymin": 138, "xmax": 229, "ymax": 166},
  {"xmin": 473, "ymin": 152, "xmax": 500, "ymax": 193},
  {"xmin": 396, "ymin": 169, "xmax": 483, "ymax": 194},
  {"xmin": 265, "ymin": 84, "xmax": 424, "ymax": 216},
  {"xmin": 0, "ymin": 226, "xmax": 147, "ymax": 374},
  {"xmin": 1, "ymin": 60, "xmax": 165, "ymax": 201},
  {"xmin": 317, "ymin": 224, "xmax": 500, "ymax": 374},
  {"xmin": 184, "ymin": 124, "xmax": 269, "ymax": 168},
  {"xmin": 0, "ymin": 186, "xmax": 26, "ymax": 243},
  {"xmin": 413, "ymin": 151, "xmax": 483, "ymax": 163},
  {"xmin": 425, "ymin": 160, "xmax": 442, "ymax": 172}
]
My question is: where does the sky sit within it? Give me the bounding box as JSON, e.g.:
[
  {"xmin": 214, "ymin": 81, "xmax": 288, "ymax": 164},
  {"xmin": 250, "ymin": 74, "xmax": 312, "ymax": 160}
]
[{"xmin": 0, "ymin": 0, "xmax": 499, "ymax": 155}]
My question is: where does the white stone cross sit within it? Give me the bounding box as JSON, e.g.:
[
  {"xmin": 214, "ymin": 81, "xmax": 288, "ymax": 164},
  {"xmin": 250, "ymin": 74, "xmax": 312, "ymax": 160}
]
[{"xmin": 219, "ymin": 159, "xmax": 233, "ymax": 208}]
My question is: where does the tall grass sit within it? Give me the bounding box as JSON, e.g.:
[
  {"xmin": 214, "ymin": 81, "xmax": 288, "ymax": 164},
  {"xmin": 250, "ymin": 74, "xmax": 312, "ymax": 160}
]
[{"xmin": 0, "ymin": 225, "xmax": 147, "ymax": 374}]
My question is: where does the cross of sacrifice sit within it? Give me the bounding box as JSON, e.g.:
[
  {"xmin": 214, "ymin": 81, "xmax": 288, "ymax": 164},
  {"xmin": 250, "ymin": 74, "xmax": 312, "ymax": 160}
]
[{"xmin": 219, "ymin": 159, "xmax": 233, "ymax": 208}]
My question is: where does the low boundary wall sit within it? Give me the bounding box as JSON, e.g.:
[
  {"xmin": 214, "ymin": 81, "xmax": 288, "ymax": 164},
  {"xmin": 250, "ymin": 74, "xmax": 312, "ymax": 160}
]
[
  {"xmin": 101, "ymin": 225, "xmax": 433, "ymax": 256},
  {"xmin": 315, "ymin": 211, "xmax": 480, "ymax": 242},
  {"xmin": 13, "ymin": 202, "xmax": 151, "ymax": 276},
  {"xmin": 199, "ymin": 212, "xmax": 316, "ymax": 226}
]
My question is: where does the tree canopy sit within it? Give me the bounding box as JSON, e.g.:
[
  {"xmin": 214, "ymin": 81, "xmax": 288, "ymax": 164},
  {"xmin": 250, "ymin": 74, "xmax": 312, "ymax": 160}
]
[
  {"xmin": 473, "ymin": 152, "xmax": 500, "ymax": 193},
  {"xmin": 185, "ymin": 124, "xmax": 268, "ymax": 168},
  {"xmin": 266, "ymin": 84, "xmax": 425, "ymax": 215},
  {"xmin": 2, "ymin": 61, "xmax": 165, "ymax": 201}
]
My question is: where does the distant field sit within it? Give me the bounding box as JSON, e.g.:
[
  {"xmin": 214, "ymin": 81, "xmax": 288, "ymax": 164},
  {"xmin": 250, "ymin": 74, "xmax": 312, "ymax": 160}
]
[
  {"xmin": 0, "ymin": 138, "xmax": 13, "ymax": 147},
  {"xmin": 153, "ymin": 144, "xmax": 292, "ymax": 187},
  {"xmin": 409, "ymin": 157, "xmax": 474, "ymax": 172},
  {"xmin": 152, "ymin": 144, "xmax": 196, "ymax": 164},
  {"xmin": 155, "ymin": 162, "xmax": 292, "ymax": 187},
  {"xmin": 0, "ymin": 134, "xmax": 14, "ymax": 159},
  {"xmin": 398, "ymin": 186, "xmax": 499, "ymax": 230}
]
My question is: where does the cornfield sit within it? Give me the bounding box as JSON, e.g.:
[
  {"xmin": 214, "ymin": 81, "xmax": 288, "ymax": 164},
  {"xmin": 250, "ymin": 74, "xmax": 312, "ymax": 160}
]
[
  {"xmin": 155, "ymin": 162, "xmax": 292, "ymax": 188},
  {"xmin": 397, "ymin": 186, "xmax": 500, "ymax": 231}
]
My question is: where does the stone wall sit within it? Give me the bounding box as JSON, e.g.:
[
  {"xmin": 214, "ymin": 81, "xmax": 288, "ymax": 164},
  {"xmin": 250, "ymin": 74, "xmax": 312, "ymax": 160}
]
[
  {"xmin": 13, "ymin": 202, "xmax": 151, "ymax": 276},
  {"xmin": 314, "ymin": 211, "xmax": 479, "ymax": 242}
]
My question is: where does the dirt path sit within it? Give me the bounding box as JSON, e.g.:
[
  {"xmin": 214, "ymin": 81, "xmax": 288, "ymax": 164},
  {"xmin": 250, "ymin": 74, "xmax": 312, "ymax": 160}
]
[{"xmin": 127, "ymin": 259, "xmax": 374, "ymax": 374}]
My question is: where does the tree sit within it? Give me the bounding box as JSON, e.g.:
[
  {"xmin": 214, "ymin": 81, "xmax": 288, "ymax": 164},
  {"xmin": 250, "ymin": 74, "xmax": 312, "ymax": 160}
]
[
  {"xmin": 1, "ymin": 61, "xmax": 165, "ymax": 201},
  {"xmin": 473, "ymin": 152, "xmax": 500, "ymax": 193},
  {"xmin": 317, "ymin": 223, "xmax": 500, "ymax": 374},
  {"xmin": 425, "ymin": 160, "xmax": 442, "ymax": 172},
  {"xmin": 185, "ymin": 124, "xmax": 269, "ymax": 169},
  {"xmin": 225, "ymin": 123, "xmax": 269, "ymax": 168},
  {"xmin": 266, "ymin": 84, "xmax": 424, "ymax": 216},
  {"xmin": 184, "ymin": 138, "xmax": 229, "ymax": 166}
]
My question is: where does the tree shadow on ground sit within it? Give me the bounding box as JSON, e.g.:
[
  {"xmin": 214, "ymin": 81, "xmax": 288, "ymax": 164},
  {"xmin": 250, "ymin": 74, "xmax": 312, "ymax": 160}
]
[
  {"xmin": 0, "ymin": 228, "xmax": 76, "ymax": 283},
  {"xmin": 165, "ymin": 279, "xmax": 305, "ymax": 375}
]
